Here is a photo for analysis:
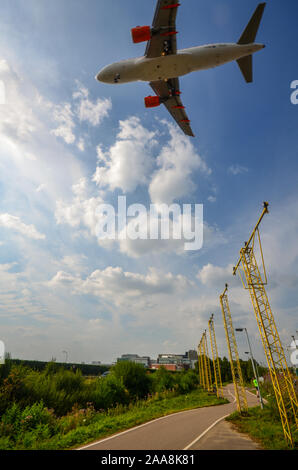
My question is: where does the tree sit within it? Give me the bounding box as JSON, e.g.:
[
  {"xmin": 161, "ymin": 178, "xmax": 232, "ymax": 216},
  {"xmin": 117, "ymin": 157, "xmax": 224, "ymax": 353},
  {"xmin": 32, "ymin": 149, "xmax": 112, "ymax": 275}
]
[{"xmin": 111, "ymin": 361, "xmax": 151, "ymax": 399}]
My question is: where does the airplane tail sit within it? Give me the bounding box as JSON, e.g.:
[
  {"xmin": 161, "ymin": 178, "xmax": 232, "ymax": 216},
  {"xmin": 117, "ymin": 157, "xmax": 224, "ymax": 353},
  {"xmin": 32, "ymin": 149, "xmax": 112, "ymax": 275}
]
[{"xmin": 237, "ymin": 3, "xmax": 266, "ymax": 83}]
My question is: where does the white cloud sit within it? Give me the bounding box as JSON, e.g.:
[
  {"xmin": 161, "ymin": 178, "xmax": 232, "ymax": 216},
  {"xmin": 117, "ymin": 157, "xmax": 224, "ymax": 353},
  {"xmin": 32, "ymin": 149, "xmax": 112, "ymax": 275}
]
[
  {"xmin": 73, "ymin": 83, "xmax": 112, "ymax": 126},
  {"xmin": 54, "ymin": 254, "xmax": 88, "ymax": 275},
  {"xmin": 51, "ymin": 82, "xmax": 111, "ymax": 146},
  {"xmin": 51, "ymin": 102, "xmax": 76, "ymax": 144},
  {"xmin": 36, "ymin": 183, "xmax": 46, "ymax": 193},
  {"xmin": 0, "ymin": 213, "xmax": 45, "ymax": 240},
  {"xmin": 197, "ymin": 263, "xmax": 234, "ymax": 287},
  {"xmin": 49, "ymin": 266, "xmax": 192, "ymax": 305},
  {"xmin": 149, "ymin": 122, "xmax": 211, "ymax": 204},
  {"xmin": 55, "ymin": 178, "xmax": 103, "ymax": 237},
  {"xmin": 77, "ymin": 137, "xmax": 85, "ymax": 152},
  {"xmin": 93, "ymin": 116, "xmax": 156, "ymax": 193},
  {"xmin": 0, "ymin": 60, "xmax": 86, "ymax": 208},
  {"xmin": 0, "ymin": 61, "xmax": 39, "ymax": 140},
  {"xmin": 228, "ymin": 164, "xmax": 249, "ymax": 176}
]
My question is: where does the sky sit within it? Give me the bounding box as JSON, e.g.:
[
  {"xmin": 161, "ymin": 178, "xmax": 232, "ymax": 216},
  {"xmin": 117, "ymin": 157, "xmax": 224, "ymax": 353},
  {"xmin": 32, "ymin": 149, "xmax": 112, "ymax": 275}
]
[{"xmin": 0, "ymin": 0, "xmax": 297, "ymax": 365}]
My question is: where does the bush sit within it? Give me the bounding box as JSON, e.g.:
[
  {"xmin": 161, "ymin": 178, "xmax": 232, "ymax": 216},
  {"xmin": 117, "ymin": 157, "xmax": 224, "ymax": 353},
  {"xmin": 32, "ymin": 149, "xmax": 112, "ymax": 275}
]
[
  {"xmin": 0, "ymin": 366, "xmax": 31, "ymax": 413},
  {"xmin": 91, "ymin": 374, "xmax": 129, "ymax": 410},
  {"xmin": 176, "ymin": 370, "xmax": 199, "ymax": 394},
  {"xmin": 111, "ymin": 362, "xmax": 152, "ymax": 399},
  {"xmin": 0, "ymin": 401, "xmax": 57, "ymax": 445},
  {"xmin": 151, "ymin": 367, "xmax": 176, "ymax": 393}
]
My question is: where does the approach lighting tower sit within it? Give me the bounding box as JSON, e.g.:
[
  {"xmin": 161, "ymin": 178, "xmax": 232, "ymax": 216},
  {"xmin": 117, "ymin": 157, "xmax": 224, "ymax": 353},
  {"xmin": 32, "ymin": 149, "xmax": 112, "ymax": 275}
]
[
  {"xmin": 208, "ymin": 314, "xmax": 224, "ymax": 398},
  {"xmin": 203, "ymin": 330, "xmax": 213, "ymax": 392},
  {"xmin": 198, "ymin": 336, "xmax": 206, "ymax": 389},
  {"xmin": 233, "ymin": 202, "xmax": 298, "ymax": 446},
  {"xmin": 220, "ymin": 284, "xmax": 248, "ymax": 414},
  {"xmin": 197, "ymin": 341, "xmax": 204, "ymax": 387}
]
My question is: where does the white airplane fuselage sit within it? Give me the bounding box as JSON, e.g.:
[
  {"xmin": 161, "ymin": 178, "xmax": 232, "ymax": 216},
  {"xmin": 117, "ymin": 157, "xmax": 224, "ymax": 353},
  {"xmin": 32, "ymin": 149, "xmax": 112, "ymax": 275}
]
[{"xmin": 96, "ymin": 43, "xmax": 265, "ymax": 84}]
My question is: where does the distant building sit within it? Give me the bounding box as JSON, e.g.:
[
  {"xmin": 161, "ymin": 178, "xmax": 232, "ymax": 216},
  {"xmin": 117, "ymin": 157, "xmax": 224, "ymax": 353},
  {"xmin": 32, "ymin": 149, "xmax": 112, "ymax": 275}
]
[
  {"xmin": 91, "ymin": 361, "xmax": 101, "ymax": 365},
  {"xmin": 158, "ymin": 354, "xmax": 184, "ymax": 366},
  {"xmin": 117, "ymin": 354, "xmax": 151, "ymax": 367},
  {"xmin": 157, "ymin": 351, "xmax": 198, "ymax": 370},
  {"xmin": 183, "ymin": 350, "xmax": 198, "ymax": 370},
  {"xmin": 186, "ymin": 350, "xmax": 198, "ymax": 361}
]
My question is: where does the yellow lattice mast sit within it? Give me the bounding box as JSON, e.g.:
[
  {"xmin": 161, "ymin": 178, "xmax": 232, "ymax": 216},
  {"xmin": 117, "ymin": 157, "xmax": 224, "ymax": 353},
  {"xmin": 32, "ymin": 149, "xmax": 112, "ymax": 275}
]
[
  {"xmin": 208, "ymin": 314, "xmax": 224, "ymax": 398},
  {"xmin": 204, "ymin": 330, "xmax": 213, "ymax": 392},
  {"xmin": 197, "ymin": 342, "xmax": 204, "ymax": 387},
  {"xmin": 233, "ymin": 202, "xmax": 298, "ymax": 447},
  {"xmin": 220, "ymin": 284, "xmax": 248, "ymax": 413},
  {"xmin": 201, "ymin": 333, "xmax": 210, "ymax": 390},
  {"xmin": 198, "ymin": 337, "xmax": 206, "ymax": 389}
]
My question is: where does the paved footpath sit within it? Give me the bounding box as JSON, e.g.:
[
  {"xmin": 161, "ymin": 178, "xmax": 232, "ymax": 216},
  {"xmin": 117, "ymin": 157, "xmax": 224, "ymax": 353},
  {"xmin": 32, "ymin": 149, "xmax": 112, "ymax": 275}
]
[{"xmin": 78, "ymin": 384, "xmax": 261, "ymax": 451}]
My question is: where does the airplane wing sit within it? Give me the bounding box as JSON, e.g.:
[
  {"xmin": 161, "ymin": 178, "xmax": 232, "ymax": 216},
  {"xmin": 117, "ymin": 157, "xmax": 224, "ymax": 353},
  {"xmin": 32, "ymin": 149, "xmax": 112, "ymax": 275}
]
[
  {"xmin": 150, "ymin": 78, "xmax": 195, "ymax": 137},
  {"xmin": 145, "ymin": 0, "xmax": 179, "ymax": 58}
]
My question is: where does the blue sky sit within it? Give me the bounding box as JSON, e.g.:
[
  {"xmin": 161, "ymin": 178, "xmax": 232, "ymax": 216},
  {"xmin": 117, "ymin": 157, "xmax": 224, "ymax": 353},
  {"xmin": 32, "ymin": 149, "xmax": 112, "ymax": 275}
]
[{"xmin": 0, "ymin": 0, "xmax": 297, "ymax": 365}]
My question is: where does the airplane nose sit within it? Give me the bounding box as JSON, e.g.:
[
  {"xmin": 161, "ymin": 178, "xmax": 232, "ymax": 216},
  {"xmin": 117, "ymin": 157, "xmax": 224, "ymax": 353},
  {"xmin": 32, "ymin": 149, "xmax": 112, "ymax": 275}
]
[
  {"xmin": 95, "ymin": 70, "xmax": 104, "ymax": 82},
  {"xmin": 96, "ymin": 66, "xmax": 111, "ymax": 83}
]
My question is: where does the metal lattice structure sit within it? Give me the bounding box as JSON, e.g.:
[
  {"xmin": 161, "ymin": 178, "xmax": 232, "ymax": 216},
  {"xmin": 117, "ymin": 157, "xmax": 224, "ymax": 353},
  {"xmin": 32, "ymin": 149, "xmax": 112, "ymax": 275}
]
[
  {"xmin": 233, "ymin": 202, "xmax": 298, "ymax": 447},
  {"xmin": 197, "ymin": 342, "xmax": 204, "ymax": 387},
  {"xmin": 199, "ymin": 333, "xmax": 212, "ymax": 391},
  {"xmin": 208, "ymin": 314, "xmax": 224, "ymax": 398},
  {"xmin": 203, "ymin": 331, "xmax": 213, "ymax": 392},
  {"xmin": 220, "ymin": 285, "xmax": 248, "ymax": 413},
  {"xmin": 198, "ymin": 337, "xmax": 206, "ymax": 389}
]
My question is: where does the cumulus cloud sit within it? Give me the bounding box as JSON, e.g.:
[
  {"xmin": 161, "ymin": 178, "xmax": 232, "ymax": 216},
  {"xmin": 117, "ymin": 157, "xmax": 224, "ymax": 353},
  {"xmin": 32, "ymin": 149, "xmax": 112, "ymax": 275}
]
[
  {"xmin": 0, "ymin": 59, "xmax": 86, "ymax": 209},
  {"xmin": 93, "ymin": 117, "xmax": 156, "ymax": 193},
  {"xmin": 51, "ymin": 102, "xmax": 76, "ymax": 144},
  {"xmin": 0, "ymin": 214, "xmax": 45, "ymax": 240},
  {"xmin": 149, "ymin": 122, "xmax": 211, "ymax": 205},
  {"xmin": 73, "ymin": 83, "xmax": 112, "ymax": 126},
  {"xmin": 51, "ymin": 82, "xmax": 111, "ymax": 146},
  {"xmin": 197, "ymin": 263, "xmax": 234, "ymax": 287},
  {"xmin": 49, "ymin": 266, "xmax": 192, "ymax": 304},
  {"xmin": 0, "ymin": 60, "xmax": 39, "ymax": 140},
  {"xmin": 55, "ymin": 178, "xmax": 103, "ymax": 237}
]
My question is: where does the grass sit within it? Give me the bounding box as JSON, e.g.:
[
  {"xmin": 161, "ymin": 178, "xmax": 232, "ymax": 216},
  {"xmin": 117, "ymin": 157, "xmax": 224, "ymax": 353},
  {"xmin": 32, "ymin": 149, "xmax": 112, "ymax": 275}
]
[
  {"xmin": 226, "ymin": 406, "xmax": 298, "ymax": 450},
  {"xmin": 0, "ymin": 387, "xmax": 227, "ymax": 450}
]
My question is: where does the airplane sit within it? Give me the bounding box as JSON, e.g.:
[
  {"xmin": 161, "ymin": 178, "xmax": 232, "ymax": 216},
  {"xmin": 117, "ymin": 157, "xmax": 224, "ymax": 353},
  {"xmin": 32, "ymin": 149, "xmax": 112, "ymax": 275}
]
[{"xmin": 96, "ymin": 1, "xmax": 266, "ymax": 137}]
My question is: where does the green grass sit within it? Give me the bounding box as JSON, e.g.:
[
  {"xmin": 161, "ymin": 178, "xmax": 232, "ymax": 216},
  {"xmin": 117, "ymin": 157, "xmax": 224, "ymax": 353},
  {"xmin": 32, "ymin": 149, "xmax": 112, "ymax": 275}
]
[
  {"xmin": 226, "ymin": 406, "xmax": 298, "ymax": 450},
  {"xmin": 0, "ymin": 388, "xmax": 227, "ymax": 450}
]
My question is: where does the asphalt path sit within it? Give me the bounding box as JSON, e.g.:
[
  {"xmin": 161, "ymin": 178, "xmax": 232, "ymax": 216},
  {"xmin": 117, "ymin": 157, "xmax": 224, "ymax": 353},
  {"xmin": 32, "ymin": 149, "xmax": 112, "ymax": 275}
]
[{"xmin": 78, "ymin": 384, "xmax": 260, "ymax": 450}]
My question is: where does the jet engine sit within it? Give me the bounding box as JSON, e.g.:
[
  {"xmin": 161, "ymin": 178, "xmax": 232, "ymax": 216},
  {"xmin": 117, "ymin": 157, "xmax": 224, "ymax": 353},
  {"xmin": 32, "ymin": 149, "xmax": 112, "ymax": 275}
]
[
  {"xmin": 131, "ymin": 26, "xmax": 152, "ymax": 43},
  {"xmin": 144, "ymin": 96, "xmax": 161, "ymax": 108}
]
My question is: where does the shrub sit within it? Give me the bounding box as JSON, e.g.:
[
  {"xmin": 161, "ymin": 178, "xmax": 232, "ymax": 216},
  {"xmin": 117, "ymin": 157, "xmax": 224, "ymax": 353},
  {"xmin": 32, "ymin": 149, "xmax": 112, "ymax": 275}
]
[
  {"xmin": 111, "ymin": 362, "xmax": 152, "ymax": 399},
  {"xmin": 151, "ymin": 367, "xmax": 176, "ymax": 393},
  {"xmin": 0, "ymin": 366, "xmax": 30, "ymax": 413},
  {"xmin": 176, "ymin": 370, "xmax": 199, "ymax": 394},
  {"xmin": 0, "ymin": 401, "xmax": 57, "ymax": 444},
  {"xmin": 91, "ymin": 374, "xmax": 129, "ymax": 410}
]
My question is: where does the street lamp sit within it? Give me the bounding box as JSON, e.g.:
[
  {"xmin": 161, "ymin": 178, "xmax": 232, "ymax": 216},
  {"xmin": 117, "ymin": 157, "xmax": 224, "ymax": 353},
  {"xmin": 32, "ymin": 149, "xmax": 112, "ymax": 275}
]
[
  {"xmin": 235, "ymin": 327, "xmax": 264, "ymax": 409},
  {"xmin": 62, "ymin": 350, "xmax": 68, "ymax": 363}
]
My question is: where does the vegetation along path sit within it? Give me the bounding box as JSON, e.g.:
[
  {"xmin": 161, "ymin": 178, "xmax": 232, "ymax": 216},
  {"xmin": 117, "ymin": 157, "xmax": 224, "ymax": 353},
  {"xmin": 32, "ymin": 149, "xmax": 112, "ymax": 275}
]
[{"xmin": 79, "ymin": 384, "xmax": 261, "ymax": 450}]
